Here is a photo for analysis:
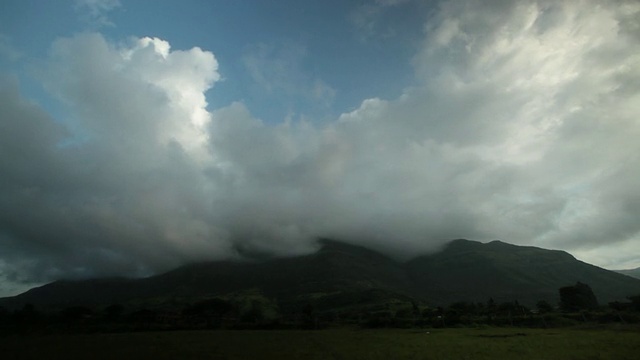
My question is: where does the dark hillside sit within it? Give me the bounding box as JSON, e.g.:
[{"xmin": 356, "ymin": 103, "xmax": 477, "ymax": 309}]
[
  {"xmin": 0, "ymin": 239, "xmax": 412, "ymax": 311},
  {"xmin": 615, "ymin": 267, "xmax": 640, "ymax": 280},
  {"xmin": 2, "ymin": 239, "xmax": 639, "ymax": 311},
  {"xmin": 407, "ymin": 239, "xmax": 640, "ymax": 305}
]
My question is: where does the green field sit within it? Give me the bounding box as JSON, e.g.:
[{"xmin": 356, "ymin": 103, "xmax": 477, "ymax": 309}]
[{"xmin": 1, "ymin": 327, "xmax": 639, "ymax": 360}]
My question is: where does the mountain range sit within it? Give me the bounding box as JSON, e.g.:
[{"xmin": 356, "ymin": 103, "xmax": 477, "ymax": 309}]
[{"xmin": 2, "ymin": 239, "xmax": 639, "ymax": 311}]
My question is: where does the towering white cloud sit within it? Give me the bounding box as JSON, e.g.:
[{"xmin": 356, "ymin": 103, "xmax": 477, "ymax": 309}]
[{"xmin": 1, "ymin": 33, "xmax": 226, "ymax": 287}]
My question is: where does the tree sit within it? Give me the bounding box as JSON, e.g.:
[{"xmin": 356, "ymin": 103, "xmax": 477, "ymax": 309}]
[
  {"xmin": 183, "ymin": 298, "xmax": 234, "ymax": 317},
  {"xmin": 411, "ymin": 301, "xmax": 420, "ymax": 318},
  {"xmin": 241, "ymin": 300, "xmax": 264, "ymax": 324},
  {"xmin": 629, "ymin": 295, "xmax": 640, "ymax": 312},
  {"xmin": 103, "ymin": 304, "xmax": 125, "ymax": 321},
  {"xmin": 61, "ymin": 306, "xmax": 93, "ymax": 321},
  {"xmin": 0, "ymin": 305, "xmax": 8, "ymax": 324},
  {"xmin": 13, "ymin": 303, "xmax": 41, "ymax": 323},
  {"xmin": 182, "ymin": 298, "xmax": 235, "ymax": 328},
  {"xmin": 559, "ymin": 282, "xmax": 598, "ymax": 312},
  {"xmin": 301, "ymin": 303, "xmax": 319, "ymax": 329},
  {"xmin": 536, "ymin": 300, "xmax": 553, "ymax": 314},
  {"xmin": 487, "ymin": 297, "xmax": 496, "ymax": 309}
]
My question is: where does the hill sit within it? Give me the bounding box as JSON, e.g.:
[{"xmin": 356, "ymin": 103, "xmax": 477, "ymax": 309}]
[
  {"xmin": 1, "ymin": 239, "xmax": 640, "ymax": 311},
  {"xmin": 406, "ymin": 239, "xmax": 640, "ymax": 305},
  {"xmin": 615, "ymin": 267, "xmax": 640, "ymax": 280},
  {"xmin": 0, "ymin": 239, "xmax": 413, "ymax": 312}
]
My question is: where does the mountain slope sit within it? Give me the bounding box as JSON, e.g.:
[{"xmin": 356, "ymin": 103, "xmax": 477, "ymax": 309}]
[
  {"xmin": 2, "ymin": 239, "xmax": 639, "ymax": 310},
  {"xmin": 615, "ymin": 267, "xmax": 640, "ymax": 280},
  {"xmin": 406, "ymin": 239, "xmax": 640, "ymax": 305},
  {"xmin": 0, "ymin": 239, "xmax": 412, "ymax": 311}
]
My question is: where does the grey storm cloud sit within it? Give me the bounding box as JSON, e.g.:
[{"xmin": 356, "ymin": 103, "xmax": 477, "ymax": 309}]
[{"xmin": 1, "ymin": 0, "xmax": 640, "ymax": 295}]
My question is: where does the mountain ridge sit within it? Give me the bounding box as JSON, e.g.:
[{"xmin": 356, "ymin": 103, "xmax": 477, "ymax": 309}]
[
  {"xmin": 406, "ymin": 239, "xmax": 636, "ymax": 305},
  {"xmin": 1, "ymin": 239, "xmax": 639, "ymax": 310},
  {"xmin": 614, "ymin": 267, "xmax": 640, "ymax": 280}
]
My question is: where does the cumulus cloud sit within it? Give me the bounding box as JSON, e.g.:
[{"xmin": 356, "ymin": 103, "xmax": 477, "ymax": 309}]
[
  {"xmin": 409, "ymin": 0, "xmax": 640, "ymax": 255},
  {"xmin": 1, "ymin": 0, "xmax": 640, "ymax": 295},
  {"xmin": 1, "ymin": 33, "xmax": 225, "ymax": 286}
]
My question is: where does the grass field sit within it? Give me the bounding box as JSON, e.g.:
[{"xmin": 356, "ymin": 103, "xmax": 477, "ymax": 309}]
[{"xmin": 1, "ymin": 327, "xmax": 639, "ymax": 360}]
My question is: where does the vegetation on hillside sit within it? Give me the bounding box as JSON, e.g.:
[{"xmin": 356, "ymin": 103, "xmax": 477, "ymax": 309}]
[{"xmin": 2, "ymin": 283, "xmax": 640, "ymax": 334}]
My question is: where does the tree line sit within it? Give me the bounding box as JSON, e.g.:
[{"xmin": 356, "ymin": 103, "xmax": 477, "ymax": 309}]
[{"xmin": 1, "ymin": 282, "xmax": 639, "ymax": 333}]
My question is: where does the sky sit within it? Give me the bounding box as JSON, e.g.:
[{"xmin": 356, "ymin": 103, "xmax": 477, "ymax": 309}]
[{"xmin": 0, "ymin": 0, "xmax": 639, "ymax": 297}]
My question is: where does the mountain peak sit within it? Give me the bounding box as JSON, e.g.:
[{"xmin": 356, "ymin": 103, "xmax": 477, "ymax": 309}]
[{"xmin": 442, "ymin": 238, "xmax": 484, "ymax": 252}]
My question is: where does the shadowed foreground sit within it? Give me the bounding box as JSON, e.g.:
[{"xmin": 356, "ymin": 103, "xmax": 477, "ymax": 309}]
[{"xmin": 1, "ymin": 328, "xmax": 639, "ymax": 360}]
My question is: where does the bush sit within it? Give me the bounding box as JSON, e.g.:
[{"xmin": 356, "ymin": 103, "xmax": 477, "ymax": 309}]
[{"xmin": 559, "ymin": 282, "xmax": 598, "ymax": 312}]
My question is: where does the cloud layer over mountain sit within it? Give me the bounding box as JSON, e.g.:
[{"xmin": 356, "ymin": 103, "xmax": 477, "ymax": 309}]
[{"xmin": 1, "ymin": 0, "xmax": 639, "ymax": 294}]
